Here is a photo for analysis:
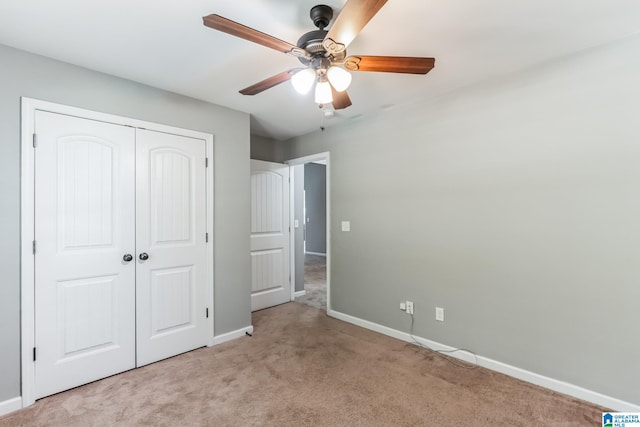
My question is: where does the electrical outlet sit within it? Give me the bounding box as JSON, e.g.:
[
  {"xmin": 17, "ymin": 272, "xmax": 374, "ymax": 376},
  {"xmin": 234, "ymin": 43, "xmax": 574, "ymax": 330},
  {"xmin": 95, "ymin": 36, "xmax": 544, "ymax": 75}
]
[
  {"xmin": 406, "ymin": 301, "xmax": 414, "ymax": 315},
  {"xmin": 436, "ymin": 307, "xmax": 444, "ymax": 322}
]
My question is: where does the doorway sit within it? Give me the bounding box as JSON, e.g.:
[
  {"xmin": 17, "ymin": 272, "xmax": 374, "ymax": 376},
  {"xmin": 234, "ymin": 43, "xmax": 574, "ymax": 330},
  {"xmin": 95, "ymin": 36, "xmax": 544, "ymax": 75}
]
[{"xmin": 287, "ymin": 153, "xmax": 330, "ymax": 312}]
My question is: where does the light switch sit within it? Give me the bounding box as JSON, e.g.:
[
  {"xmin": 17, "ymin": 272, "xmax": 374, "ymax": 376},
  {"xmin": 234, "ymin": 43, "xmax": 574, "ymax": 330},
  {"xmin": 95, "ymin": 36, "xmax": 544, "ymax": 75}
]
[
  {"xmin": 341, "ymin": 221, "xmax": 350, "ymax": 232},
  {"xmin": 294, "ymin": 219, "xmax": 299, "ymax": 228}
]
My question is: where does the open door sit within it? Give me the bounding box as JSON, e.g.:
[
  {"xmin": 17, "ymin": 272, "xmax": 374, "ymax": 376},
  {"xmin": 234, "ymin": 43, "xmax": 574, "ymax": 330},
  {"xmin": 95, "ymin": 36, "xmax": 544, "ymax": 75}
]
[{"xmin": 250, "ymin": 160, "xmax": 290, "ymax": 311}]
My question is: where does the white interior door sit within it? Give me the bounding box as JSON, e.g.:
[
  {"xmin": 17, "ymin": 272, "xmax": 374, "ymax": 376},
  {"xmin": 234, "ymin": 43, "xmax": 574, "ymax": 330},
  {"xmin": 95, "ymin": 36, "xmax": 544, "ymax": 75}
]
[
  {"xmin": 135, "ymin": 129, "xmax": 208, "ymax": 366},
  {"xmin": 33, "ymin": 111, "xmax": 210, "ymax": 398},
  {"xmin": 34, "ymin": 111, "xmax": 136, "ymax": 399},
  {"xmin": 250, "ymin": 160, "xmax": 290, "ymax": 311}
]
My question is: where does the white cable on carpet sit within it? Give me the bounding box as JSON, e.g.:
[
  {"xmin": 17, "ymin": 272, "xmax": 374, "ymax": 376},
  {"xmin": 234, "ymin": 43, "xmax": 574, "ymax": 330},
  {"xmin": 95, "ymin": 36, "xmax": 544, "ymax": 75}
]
[{"xmin": 408, "ymin": 313, "xmax": 479, "ymax": 370}]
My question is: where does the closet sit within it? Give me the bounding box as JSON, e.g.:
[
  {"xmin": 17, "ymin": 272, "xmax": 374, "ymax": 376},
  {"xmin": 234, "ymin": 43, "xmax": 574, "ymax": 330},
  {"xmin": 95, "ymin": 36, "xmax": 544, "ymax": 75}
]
[{"xmin": 32, "ymin": 108, "xmax": 210, "ymax": 399}]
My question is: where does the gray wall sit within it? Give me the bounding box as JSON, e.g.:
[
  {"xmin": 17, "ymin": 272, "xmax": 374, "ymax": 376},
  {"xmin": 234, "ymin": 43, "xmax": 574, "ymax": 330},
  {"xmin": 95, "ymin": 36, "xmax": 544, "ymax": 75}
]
[
  {"xmin": 0, "ymin": 44, "xmax": 251, "ymax": 402},
  {"xmin": 294, "ymin": 165, "xmax": 305, "ymax": 292},
  {"xmin": 250, "ymin": 134, "xmax": 284, "ymax": 163},
  {"xmin": 281, "ymin": 35, "xmax": 640, "ymax": 405},
  {"xmin": 304, "ymin": 163, "xmax": 327, "ymax": 254}
]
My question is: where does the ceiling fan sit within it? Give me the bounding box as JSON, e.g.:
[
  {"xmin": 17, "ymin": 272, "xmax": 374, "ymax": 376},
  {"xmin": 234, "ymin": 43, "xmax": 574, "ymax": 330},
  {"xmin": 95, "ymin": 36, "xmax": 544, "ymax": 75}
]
[{"xmin": 203, "ymin": 0, "xmax": 435, "ymax": 110}]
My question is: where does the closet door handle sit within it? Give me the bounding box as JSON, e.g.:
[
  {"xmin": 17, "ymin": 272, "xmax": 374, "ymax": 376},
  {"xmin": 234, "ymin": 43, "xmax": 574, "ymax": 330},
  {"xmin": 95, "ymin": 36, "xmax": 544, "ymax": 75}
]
[
  {"xmin": 123, "ymin": 253, "xmax": 133, "ymax": 262},
  {"xmin": 139, "ymin": 252, "xmax": 149, "ymax": 261}
]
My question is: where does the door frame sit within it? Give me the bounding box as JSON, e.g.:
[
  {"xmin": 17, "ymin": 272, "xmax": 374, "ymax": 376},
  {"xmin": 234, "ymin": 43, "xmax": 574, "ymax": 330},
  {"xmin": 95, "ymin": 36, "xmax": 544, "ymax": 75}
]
[
  {"xmin": 286, "ymin": 152, "xmax": 331, "ymax": 312},
  {"xmin": 20, "ymin": 97, "xmax": 215, "ymax": 407}
]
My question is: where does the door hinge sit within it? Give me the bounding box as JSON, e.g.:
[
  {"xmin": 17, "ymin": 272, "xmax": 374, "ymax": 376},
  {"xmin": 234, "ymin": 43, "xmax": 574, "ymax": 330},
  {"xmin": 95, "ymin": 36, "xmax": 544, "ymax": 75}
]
[
  {"xmin": 205, "ymin": 157, "xmax": 209, "ymax": 168},
  {"xmin": 32, "ymin": 133, "xmax": 37, "ymax": 148},
  {"xmin": 205, "ymin": 232, "xmax": 209, "ymax": 243},
  {"xmin": 206, "ymin": 308, "xmax": 209, "ymax": 318},
  {"xmin": 32, "ymin": 240, "xmax": 36, "ymax": 255},
  {"xmin": 33, "ymin": 347, "xmax": 36, "ymax": 362}
]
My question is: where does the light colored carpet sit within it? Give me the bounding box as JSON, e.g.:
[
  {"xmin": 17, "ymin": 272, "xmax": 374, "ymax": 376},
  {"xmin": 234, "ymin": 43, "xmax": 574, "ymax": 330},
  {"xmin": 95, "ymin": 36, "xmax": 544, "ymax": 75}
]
[
  {"xmin": 295, "ymin": 254, "xmax": 326, "ymax": 310},
  {"xmin": 1, "ymin": 302, "xmax": 606, "ymax": 426}
]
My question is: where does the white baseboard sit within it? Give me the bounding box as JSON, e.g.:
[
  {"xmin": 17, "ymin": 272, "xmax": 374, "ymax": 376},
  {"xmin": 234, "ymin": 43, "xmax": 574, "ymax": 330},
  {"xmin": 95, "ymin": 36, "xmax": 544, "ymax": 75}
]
[
  {"xmin": 211, "ymin": 325, "xmax": 254, "ymax": 346},
  {"xmin": 294, "ymin": 290, "xmax": 306, "ymax": 298},
  {"xmin": 327, "ymin": 309, "xmax": 640, "ymax": 412},
  {"xmin": 0, "ymin": 396, "xmax": 22, "ymax": 416},
  {"xmin": 305, "ymin": 251, "xmax": 326, "ymax": 257}
]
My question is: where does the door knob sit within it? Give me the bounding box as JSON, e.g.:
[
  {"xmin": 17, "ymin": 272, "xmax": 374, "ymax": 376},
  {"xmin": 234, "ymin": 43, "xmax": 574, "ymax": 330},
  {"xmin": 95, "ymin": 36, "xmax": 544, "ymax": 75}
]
[
  {"xmin": 123, "ymin": 253, "xmax": 133, "ymax": 262},
  {"xmin": 139, "ymin": 252, "xmax": 149, "ymax": 261}
]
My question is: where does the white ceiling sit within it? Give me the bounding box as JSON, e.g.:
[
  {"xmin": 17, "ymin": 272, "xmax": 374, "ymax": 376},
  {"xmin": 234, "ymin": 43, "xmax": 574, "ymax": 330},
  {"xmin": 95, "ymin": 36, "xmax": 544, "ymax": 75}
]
[{"xmin": 1, "ymin": 1, "xmax": 640, "ymax": 140}]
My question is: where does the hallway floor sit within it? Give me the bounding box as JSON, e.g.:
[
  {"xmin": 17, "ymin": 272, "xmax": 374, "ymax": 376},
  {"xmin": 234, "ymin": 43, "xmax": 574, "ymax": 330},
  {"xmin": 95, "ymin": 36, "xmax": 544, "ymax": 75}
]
[{"xmin": 295, "ymin": 254, "xmax": 326, "ymax": 310}]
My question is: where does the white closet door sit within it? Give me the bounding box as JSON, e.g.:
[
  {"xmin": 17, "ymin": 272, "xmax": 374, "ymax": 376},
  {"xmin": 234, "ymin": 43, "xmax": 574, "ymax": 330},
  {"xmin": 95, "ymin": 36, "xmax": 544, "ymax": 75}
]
[
  {"xmin": 135, "ymin": 129, "xmax": 208, "ymax": 366},
  {"xmin": 34, "ymin": 111, "xmax": 136, "ymax": 399},
  {"xmin": 250, "ymin": 160, "xmax": 291, "ymax": 311}
]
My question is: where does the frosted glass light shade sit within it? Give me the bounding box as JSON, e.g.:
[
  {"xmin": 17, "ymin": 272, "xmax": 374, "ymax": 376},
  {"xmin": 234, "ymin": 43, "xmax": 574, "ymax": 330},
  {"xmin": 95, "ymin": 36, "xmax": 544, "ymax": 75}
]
[
  {"xmin": 327, "ymin": 66, "xmax": 352, "ymax": 92},
  {"xmin": 291, "ymin": 68, "xmax": 316, "ymax": 94},
  {"xmin": 314, "ymin": 80, "xmax": 333, "ymax": 104}
]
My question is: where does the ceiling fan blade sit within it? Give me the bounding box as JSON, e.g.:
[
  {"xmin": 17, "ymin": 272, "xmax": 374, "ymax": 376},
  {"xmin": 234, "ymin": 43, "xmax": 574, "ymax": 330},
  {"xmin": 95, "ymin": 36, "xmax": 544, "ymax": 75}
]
[
  {"xmin": 239, "ymin": 70, "xmax": 295, "ymax": 96},
  {"xmin": 323, "ymin": 0, "xmax": 388, "ymax": 54},
  {"xmin": 203, "ymin": 14, "xmax": 305, "ymax": 57},
  {"xmin": 344, "ymin": 56, "xmax": 435, "ymax": 74},
  {"xmin": 331, "ymin": 86, "xmax": 352, "ymax": 110}
]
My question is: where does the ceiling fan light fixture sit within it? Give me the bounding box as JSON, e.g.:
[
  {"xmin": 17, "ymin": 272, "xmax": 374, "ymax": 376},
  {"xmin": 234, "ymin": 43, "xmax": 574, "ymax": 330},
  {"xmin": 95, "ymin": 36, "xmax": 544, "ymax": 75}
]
[
  {"xmin": 315, "ymin": 79, "xmax": 333, "ymax": 104},
  {"xmin": 205, "ymin": 2, "xmax": 435, "ymax": 112},
  {"xmin": 291, "ymin": 68, "xmax": 316, "ymax": 94},
  {"xmin": 327, "ymin": 66, "xmax": 352, "ymax": 92}
]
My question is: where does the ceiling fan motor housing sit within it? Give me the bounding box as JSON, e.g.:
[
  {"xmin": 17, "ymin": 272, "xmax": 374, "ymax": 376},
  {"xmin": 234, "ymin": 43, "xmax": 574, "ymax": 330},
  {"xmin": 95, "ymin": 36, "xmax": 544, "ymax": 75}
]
[
  {"xmin": 297, "ymin": 5, "xmax": 346, "ymax": 66},
  {"xmin": 297, "ymin": 30, "xmax": 327, "ymax": 57},
  {"xmin": 296, "ymin": 30, "xmax": 346, "ymax": 66}
]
